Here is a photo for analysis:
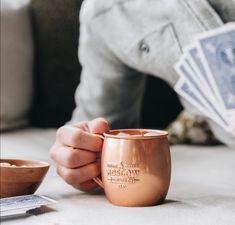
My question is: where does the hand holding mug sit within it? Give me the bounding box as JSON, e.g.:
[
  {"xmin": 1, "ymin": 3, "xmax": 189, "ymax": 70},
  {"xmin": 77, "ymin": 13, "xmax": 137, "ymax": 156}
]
[
  {"xmin": 50, "ymin": 118, "xmax": 109, "ymax": 192},
  {"xmin": 50, "ymin": 119, "xmax": 171, "ymax": 207}
]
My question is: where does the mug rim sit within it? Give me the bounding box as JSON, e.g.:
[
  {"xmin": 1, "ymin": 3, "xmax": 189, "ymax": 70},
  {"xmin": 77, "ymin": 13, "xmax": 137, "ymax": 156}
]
[{"xmin": 103, "ymin": 129, "xmax": 168, "ymax": 139}]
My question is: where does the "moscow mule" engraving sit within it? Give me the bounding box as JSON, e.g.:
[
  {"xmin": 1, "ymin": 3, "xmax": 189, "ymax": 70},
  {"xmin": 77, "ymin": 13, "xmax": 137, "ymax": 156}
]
[{"xmin": 106, "ymin": 162, "xmax": 140, "ymax": 188}]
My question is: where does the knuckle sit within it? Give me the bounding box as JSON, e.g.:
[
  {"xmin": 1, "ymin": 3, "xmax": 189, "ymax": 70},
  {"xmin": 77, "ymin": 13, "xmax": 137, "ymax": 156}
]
[
  {"xmin": 89, "ymin": 163, "xmax": 100, "ymax": 178},
  {"xmin": 49, "ymin": 148, "xmax": 55, "ymax": 160},
  {"xmin": 56, "ymin": 126, "xmax": 66, "ymax": 140},
  {"xmin": 90, "ymin": 153, "xmax": 97, "ymax": 162},
  {"xmin": 64, "ymin": 152, "xmax": 76, "ymax": 168},
  {"xmin": 63, "ymin": 170, "xmax": 75, "ymax": 185},
  {"xmin": 90, "ymin": 118, "xmax": 109, "ymax": 134},
  {"xmin": 70, "ymin": 129, "xmax": 83, "ymax": 146},
  {"xmin": 98, "ymin": 118, "xmax": 109, "ymax": 129},
  {"xmin": 49, "ymin": 145, "xmax": 57, "ymax": 160}
]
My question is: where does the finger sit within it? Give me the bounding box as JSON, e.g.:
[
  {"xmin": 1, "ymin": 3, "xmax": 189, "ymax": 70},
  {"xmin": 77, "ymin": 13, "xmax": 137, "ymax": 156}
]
[
  {"xmin": 73, "ymin": 180, "xmax": 99, "ymax": 192},
  {"xmin": 56, "ymin": 162, "xmax": 101, "ymax": 186},
  {"xmin": 51, "ymin": 145, "xmax": 97, "ymax": 168},
  {"xmin": 56, "ymin": 125, "xmax": 103, "ymax": 152},
  {"xmin": 88, "ymin": 118, "xmax": 110, "ymax": 134}
]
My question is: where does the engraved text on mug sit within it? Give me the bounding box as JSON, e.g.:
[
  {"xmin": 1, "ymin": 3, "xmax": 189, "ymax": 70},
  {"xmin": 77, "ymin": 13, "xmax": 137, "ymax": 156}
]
[{"xmin": 106, "ymin": 162, "xmax": 140, "ymax": 188}]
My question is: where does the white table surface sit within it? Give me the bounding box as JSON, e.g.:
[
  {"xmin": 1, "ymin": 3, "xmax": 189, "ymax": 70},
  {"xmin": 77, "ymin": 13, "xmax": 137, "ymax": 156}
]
[{"xmin": 1, "ymin": 128, "xmax": 235, "ymax": 225}]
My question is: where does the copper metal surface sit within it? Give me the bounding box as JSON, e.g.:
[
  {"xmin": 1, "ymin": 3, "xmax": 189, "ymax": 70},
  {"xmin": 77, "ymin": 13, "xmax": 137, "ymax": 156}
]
[{"xmin": 93, "ymin": 129, "xmax": 171, "ymax": 207}]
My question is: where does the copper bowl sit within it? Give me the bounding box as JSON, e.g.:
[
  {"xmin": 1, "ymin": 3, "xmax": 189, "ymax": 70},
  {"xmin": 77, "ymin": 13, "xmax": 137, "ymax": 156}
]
[{"xmin": 0, "ymin": 159, "xmax": 50, "ymax": 198}]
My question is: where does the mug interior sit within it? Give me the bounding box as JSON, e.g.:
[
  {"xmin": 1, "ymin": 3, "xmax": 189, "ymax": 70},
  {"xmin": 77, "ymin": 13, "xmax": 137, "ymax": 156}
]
[{"xmin": 104, "ymin": 129, "xmax": 168, "ymax": 139}]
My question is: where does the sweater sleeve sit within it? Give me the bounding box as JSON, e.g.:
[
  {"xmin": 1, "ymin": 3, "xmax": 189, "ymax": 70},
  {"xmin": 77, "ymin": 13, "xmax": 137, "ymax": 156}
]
[{"xmin": 70, "ymin": 5, "xmax": 146, "ymax": 129}]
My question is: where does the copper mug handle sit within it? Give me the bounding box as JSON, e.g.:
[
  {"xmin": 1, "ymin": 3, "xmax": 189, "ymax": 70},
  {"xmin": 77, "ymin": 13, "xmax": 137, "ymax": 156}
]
[{"xmin": 92, "ymin": 134, "xmax": 105, "ymax": 189}]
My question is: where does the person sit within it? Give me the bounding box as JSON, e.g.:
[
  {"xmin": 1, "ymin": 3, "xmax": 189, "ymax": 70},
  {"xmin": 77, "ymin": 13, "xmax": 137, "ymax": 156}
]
[{"xmin": 50, "ymin": 0, "xmax": 235, "ymax": 192}]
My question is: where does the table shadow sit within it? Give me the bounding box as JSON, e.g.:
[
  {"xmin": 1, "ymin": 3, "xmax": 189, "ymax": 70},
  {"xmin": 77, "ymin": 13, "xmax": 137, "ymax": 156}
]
[{"xmin": 28, "ymin": 205, "xmax": 57, "ymax": 215}]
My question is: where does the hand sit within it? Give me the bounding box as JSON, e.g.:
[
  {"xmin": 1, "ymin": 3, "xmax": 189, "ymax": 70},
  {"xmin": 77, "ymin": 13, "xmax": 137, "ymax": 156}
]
[{"xmin": 50, "ymin": 118, "xmax": 109, "ymax": 192}]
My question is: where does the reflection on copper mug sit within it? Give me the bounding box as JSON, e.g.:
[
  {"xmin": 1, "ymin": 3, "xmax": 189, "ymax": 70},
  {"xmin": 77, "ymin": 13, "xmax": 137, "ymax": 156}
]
[{"xmin": 93, "ymin": 129, "xmax": 171, "ymax": 207}]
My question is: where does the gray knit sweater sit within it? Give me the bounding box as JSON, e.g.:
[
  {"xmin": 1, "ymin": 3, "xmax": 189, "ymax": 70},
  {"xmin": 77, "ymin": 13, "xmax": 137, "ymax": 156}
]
[{"xmin": 71, "ymin": 0, "xmax": 235, "ymax": 148}]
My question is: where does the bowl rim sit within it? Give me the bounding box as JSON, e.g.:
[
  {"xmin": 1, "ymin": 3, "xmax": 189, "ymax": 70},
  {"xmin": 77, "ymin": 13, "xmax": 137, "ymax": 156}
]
[{"xmin": 0, "ymin": 158, "xmax": 50, "ymax": 168}]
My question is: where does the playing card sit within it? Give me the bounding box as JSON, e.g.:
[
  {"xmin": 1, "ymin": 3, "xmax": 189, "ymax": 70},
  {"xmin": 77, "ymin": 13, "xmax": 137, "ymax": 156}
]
[
  {"xmin": 0, "ymin": 194, "xmax": 57, "ymax": 217},
  {"xmin": 196, "ymin": 23, "xmax": 235, "ymax": 117},
  {"xmin": 175, "ymin": 60, "xmax": 210, "ymax": 109},
  {"xmin": 174, "ymin": 23, "xmax": 235, "ymax": 134},
  {"xmin": 174, "ymin": 60, "xmax": 229, "ymax": 130},
  {"xmin": 184, "ymin": 45, "xmax": 216, "ymax": 99},
  {"xmin": 174, "ymin": 78, "xmax": 210, "ymax": 118}
]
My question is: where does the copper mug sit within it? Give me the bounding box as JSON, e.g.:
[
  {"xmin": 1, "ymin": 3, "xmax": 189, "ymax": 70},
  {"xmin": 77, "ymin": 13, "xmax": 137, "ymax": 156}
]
[{"xmin": 93, "ymin": 129, "xmax": 171, "ymax": 207}]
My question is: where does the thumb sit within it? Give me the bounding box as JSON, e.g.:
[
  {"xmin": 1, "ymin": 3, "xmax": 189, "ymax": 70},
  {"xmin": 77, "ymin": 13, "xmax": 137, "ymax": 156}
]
[{"xmin": 88, "ymin": 118, "xmax": 110, "ymax": 134}]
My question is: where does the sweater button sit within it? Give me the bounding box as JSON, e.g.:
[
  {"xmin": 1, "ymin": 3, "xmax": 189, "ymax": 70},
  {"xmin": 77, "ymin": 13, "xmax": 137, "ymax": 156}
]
[{"xmin": 139, "ymin": 42, "xmax": 150, "ymax": 53}]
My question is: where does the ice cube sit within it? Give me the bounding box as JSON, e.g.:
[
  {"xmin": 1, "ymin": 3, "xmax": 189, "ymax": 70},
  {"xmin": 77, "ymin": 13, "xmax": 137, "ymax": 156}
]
[
  {"xmin": 144, "ymin": 132, "xmax": 159, "ymax": 136},
  {"xmin": 0, "ymin": 162, "xmax": 11, "ymax": 167},
  {"xmin": 116, "ymin": 132, "xmax": 130, "ymax": 136}
]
